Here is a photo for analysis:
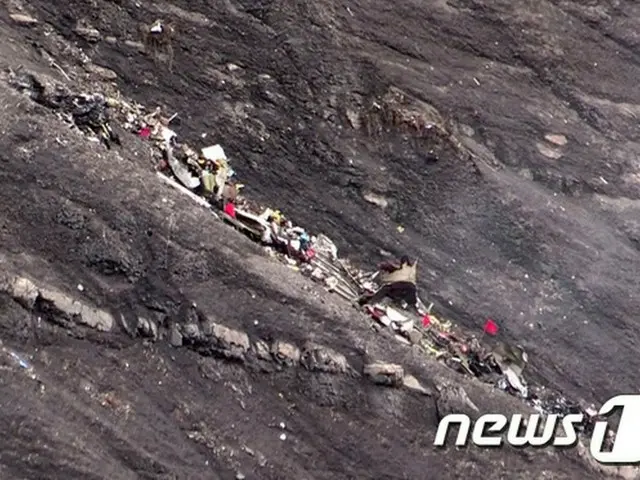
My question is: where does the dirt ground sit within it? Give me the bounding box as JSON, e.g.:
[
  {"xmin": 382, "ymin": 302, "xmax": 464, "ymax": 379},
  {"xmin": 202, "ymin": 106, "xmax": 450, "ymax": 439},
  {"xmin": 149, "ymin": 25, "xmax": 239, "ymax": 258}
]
[{"xmin": 1, "ymin": 0, "xmax": 640, "ymax": 478}]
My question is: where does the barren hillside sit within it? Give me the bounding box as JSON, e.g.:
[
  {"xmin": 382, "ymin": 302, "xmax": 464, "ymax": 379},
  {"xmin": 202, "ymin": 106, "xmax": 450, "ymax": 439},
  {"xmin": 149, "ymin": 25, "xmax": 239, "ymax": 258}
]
[{"xmin": 1, "ymin": 0, "xmax": 640, "ymax": 478}]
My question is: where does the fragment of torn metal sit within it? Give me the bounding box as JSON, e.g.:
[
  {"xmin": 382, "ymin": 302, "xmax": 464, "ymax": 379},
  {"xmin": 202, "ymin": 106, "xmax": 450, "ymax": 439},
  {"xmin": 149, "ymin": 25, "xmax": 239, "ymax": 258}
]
[
  {"xmin": 165, "ymin": 140, "xmax": 200, "ymax": 189},
  {"xmin": 503, "ymin": 366, "xmax": 528, "ymax": 397},
  {"xmin": 313, "ymin": 234, "xmax": 338, "ymax": 260},
  {"xmin": 221, "ymin": 208, "xmax": 270, "ymax": 242},
  {"xmin": 324, "ymin": 278, "xmax": 357, "ymax": 301},
  {"xmin": 492, "ymin": 342, "xmax": 528, "ymax": 377}
]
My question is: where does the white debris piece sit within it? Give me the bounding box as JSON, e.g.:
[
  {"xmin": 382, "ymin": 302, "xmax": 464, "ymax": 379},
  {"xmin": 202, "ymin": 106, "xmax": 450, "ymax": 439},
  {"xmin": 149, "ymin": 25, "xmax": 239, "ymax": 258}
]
[{"xmin": 201, "ymin": 144, "xmax": 227, "ymax": 161}]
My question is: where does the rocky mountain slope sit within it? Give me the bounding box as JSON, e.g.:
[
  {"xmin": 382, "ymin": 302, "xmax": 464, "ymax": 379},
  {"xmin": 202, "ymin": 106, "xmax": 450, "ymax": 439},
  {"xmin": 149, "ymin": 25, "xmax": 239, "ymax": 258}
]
[{"xmin": 2, "ymin": 0, "xmax": 640, "ymax": 478}]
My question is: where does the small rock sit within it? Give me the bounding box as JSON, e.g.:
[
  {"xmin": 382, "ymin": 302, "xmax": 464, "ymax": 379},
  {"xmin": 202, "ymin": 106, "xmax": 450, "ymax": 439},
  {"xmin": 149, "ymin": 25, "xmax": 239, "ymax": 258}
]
[
  {"xmin": 544, "ymin": 133, "xmax": 567, "ymax": 146},
  {"xmin": 345, "ymin": 109, "xmax": 361, "ymax": 129},
  {"xmin": 518, "ymin": 168, "xmax": 534, "ymax": 180},
  {"xmin": 2, "ymin": 275, "xmax": 39, "ymax": 308},
  {"xmin": 363, "ymin": 192, "xmax": 388, "ymax": 208},
  {"xmin": 170, "ymin": 324, "xmax": 183, "ymax": 347},
  {"xmin": 363, "ymin": 362, "xmax": 404, "ymax": 387},
  {"xmin": 77, "ymin": 284, "xmax": 84, "ymax": 292},
  {"xmin": 105, "ymin": 36, "xmax": 117, "ymax": 44},
  {"xmin": 253, "ymin": 340, "xmax": 272, "ymax": 361},
  {"xmin": 279, "ymin": 433, "xmax": 287, "ymax": 441},
  {"xmin": 10, "ymin": 13, "xmax": 38, "ymax": 25},
  {"xmin": 236, "ymin": 473, "xmax": 245, "ymax": 480},
  {"xmin": 124, "ymin": 40, "xmax": 145, "ymax": 52},
  {"xmin": 536, "ymin": 142, "xmax": 563, "ymax": 159},
  {"xmin": 85, "ymin": 63, "xmax": 118, "ymax": 81},
  {"xmin": 300, "ymin": 342, "xmax": 349, "ymax": 373},
  {"xmin": 459, "ymin": 123, "xmax": 475, "ymax": 136},
  {"xmin": 402, "ymin": 375, "xmax": 432, "ymax": 395},
  {"xmin": 271, "ymin": 340, "xmax": 301, "ymax": 367},
  {"xmin": 75, "ymin": 26, "xmax": 101, "ymax": 42},
  {"xmin": 209, "ymin": 323, "xmax": 250, "ymax": 360},
  {"xmin": 137, "ymin": 317, "xmax": 158, "ymax": 340},
  {"xmin": 38, "ymin": 287, "xmax": 114, "ymax": 331},
  {"xmin": 408, "ymin": 330, "xmax": 423, "ymax": 345},
  {"xmin": 182, "ymin": 323, "xmax": 200, "ymax": 341},
  {"xmin": 435, "ymin": 384, "xmax": 479, "ymax": 420}
]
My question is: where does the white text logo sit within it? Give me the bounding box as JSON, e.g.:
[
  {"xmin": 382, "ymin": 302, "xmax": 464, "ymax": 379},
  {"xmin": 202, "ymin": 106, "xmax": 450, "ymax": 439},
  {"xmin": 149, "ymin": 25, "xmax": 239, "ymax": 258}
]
[{"xmin": 434, "ymin": 394, "xmax": 640, "ymax": 465}]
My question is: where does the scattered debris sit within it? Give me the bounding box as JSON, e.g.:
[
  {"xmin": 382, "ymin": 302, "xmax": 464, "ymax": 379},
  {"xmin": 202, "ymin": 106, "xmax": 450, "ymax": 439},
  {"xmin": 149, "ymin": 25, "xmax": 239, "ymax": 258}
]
[{"xmin": 2, "ymin": 65, "xmax": 604, "ymax": 453}]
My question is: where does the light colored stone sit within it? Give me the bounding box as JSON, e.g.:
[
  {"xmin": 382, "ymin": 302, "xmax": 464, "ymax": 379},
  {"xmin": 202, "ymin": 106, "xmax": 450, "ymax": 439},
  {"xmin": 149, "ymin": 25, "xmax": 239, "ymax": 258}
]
[
  {"xmin": 408, "ymin": 330, "xmax": 423, "ymax": 345},
  {"xmin": 75, "ymin": 26, "xmax": 101, "ymax": 42},
  {"xmin": 10, "ymin": 13, "xmax": 38, "ymax": 25},
  {"xmin": 39, "ymin": 288, "xmax": 114, "ymax": 331},
  {"xmin": 300, "ymin": 342, "xmax": 349, "ymax": 373},
  {"xmin": 210, "ymin": 324, "xmax": 250, "ymax": 360},
  {"xmin": 212, "ymin": 324, "xmax": 250, "ymax": 349},
  {"xmin": 363, "ymin": 362, "xmax": 404, "ymax": 386},
  {"xmin": 435, "ymin": 384, "xmax": 479, "ymax": 419},
  {"xmin": 124, "ymin": 40, "xmax": 145, "ymax": 51},
  {"xmin": 1, "ymin": 275, "xmax": 39, "ymax": 307},
  {"xmin": 182, "ymin": 323, "xmax": 200, "ymax": 340},
  {"xmin": 2, "ymin": 276, "xmax": 113, "ymax": 331},
  {"xmin": 402, "ymin": 374, "xmax": 432, "ymax": 395},
  {"xmin": 170, "ymin": 324, "xmax": 183, "ymax": 347},
  {"xmin": 363, "ymin": 192, "xmax": 388, "ymax": 208},
  {"xmin": 544, "ymin": 133, "xmax": 567, "ymax": 146},
  {"xmin": 271, "ymin": 340, "xmax": 301, "ymax": 366},
  {"xmin": 253, "ymin": 340, "xmax": 272, "ymax": 361},
  {"xmin": 345, "ymin": 109, "xmax": 361, "ymax": 129},
  {"xmin": 85, "ymin": 64, "xmax": 117, "ymax": 80},
  {"xmin": 536, "ymin": 142, "xmax": 563, "ymax": 159},
  {"xmin": 137, "ymin": 317, "xmax": 157, "ymax": 340}
]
